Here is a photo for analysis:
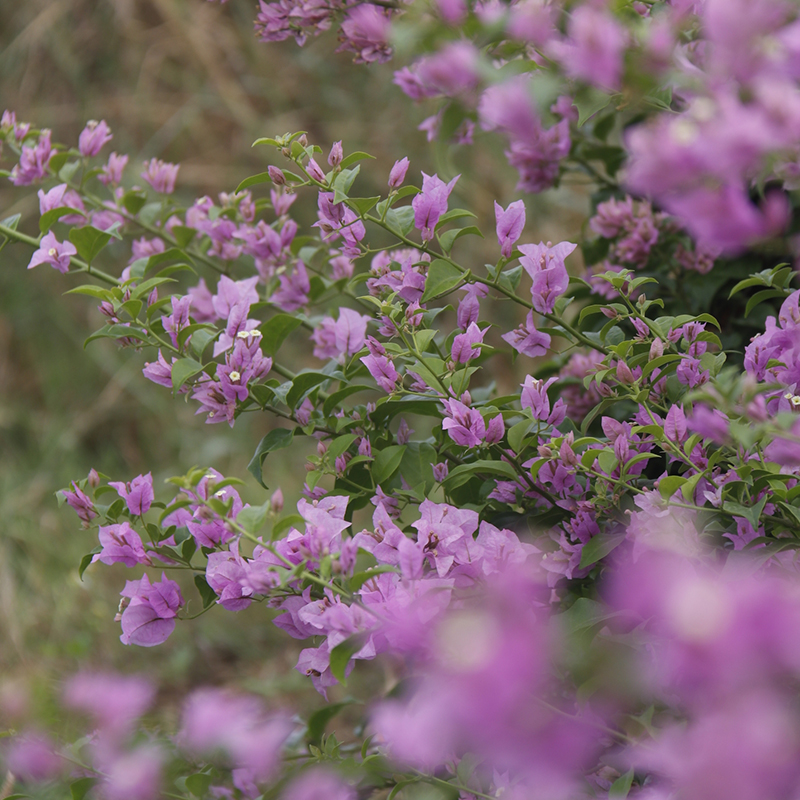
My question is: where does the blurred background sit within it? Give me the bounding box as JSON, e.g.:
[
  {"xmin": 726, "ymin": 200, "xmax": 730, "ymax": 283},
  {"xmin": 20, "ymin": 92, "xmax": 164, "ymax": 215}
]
[{"xmin": 0, "ymin": 0, "xmax": 587, "ymax": 731}]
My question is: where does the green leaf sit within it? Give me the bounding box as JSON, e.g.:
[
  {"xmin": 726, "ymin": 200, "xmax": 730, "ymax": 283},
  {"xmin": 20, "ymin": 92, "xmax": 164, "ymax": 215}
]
[
  {"xmin": 435, "ymin": 208, "xmax": 477, "ymax": 229},
  {"xmin": 286, "ymin": 371, "xmax": 330, "ymax": 409},
  {"xmin": 659, "ymin": 475, "xmax": 687, "ymax": 500},
  {"xmin": 191, "ymin": 328, "xmax": 217, "ymax": 359},
  {"xmin": 641, "ymin": 353, "xmax": 682, "ymax": 380},
  {"xmin": 370, "ymin": 398, "xmax": 443, "ymax": 424},
  {"xmin": 236, "ymin": 500, "xmax": 271, "ymax": 535},
  {"xmin": 323, "ymin": 384, "xmax": 373, "ymax": 416},
  {"xmin": 48, "ymin": 151, "xmax": 71, "ymax": 173},
  {"xmin": 186, "ymin": 773, "xmax": 214, "ymax": 797},
  {"xmin": 306, "ymin": 700, "xmax": 359, "ymax": 745},
  {"xmin": 328, "ymin": 433, "xmax": 358, "ymax": 460},
  {"xmin": 39, "ymin": 206, "xmax": 81, "ymax": 232},
  {"xmin": 498, "ymin": 265, "xmax": 523, "ymax": 294},
  {"xmin": 84, "ymin": 324, "xmax": 151, "ymax": 348},
  {"xmin": 385, "ymin": 205, "xmax": 416, "ymax": 237},
  {"xmin": 130, "ymin": 275, "xmax": 177, "ymax": 301},
  {"xmin": 443, "ymin": 459, "xmax": 517, "ymax": 490},
  {"xmin": 1, "ymin": 213, "xmax": 22, "ymax": 231},
  {"xmin": 421, "ymin": 259, "xmax": 466, "ymax": 303},
  {"xmin": 272, "ymin": 512, "xmax": 304, "ymax": 539},
  {"xmin": 556, "ymin": 597, "xmax": 619, "ymax": 636},
  {"xmin": 71, "ymin": 777, "xmax": 99, "ymax": 800},
  {"xmin": 181, "ymin": 536, "xmax": 197, "ymax": 562},
  {"xmin": 372, "ymin": 445, "xmax": 406, "ymax": 484},
  {"xmin": 332, "ymin": 165, "xmax": 361, "ymax": 204},
  {"xmin": 596, "ymin": 449, "xmax": 618, "ymax": 475},
  {"xmin": 579, "ymin": 533, "xmax": 625, "ymax": 568},
  {"xmin": 574, "ymin": 87, "xmax": 613, "ymax": 126},
  {"xmin": 171, "ymin": 357, "xmax": 205, "ymax": 394},
  {"xmin": 340, "ymin": 151, "xmax": 376, "ymax": 169},
  {"xmin": 248, "ymin": 428, "xmax": 295, "ymax": 488},
  {"xmin": 348, "ymin": 564, "xmax": 400, "ymax": 591},
  {"xmin": 745, "ymin": 289, "xmax": 787, "ymax": 318},
  {"xmin": 508, "ymin": 419, "xmax": 535, "ymax": 453},
  {"xmin": 609, "ymin": 769, "xmax": 635, "ymax": 798},
  {"xmin": 580, "ymin": 397, "xmax": 618, "ymax": 434},
  {"xmin": 348, "ymin": 196, "xmax": 381, "ymax": 215},
  {"xmin": 400, "ymin": 442, "xmax": 436, "ymax": 494},
  {"xmin": 122, "ymin": 189, "xmax": 148, "ymax": 215},
  {"xmin": 79, "ymin": 547, "xmax": 102, "ymax": 579},
  {"xmin": 235, "ymin": 171, "xmax": 273, "ymax": 193},
  {"xmin": 329, "ymin": 633, "xmax": 368, "ymax": 684},
  {"xmin": 438, "ymin": 225, "xmax": 484, "ymax": 253},
  {"xmin": 723, "ymin": 495, "xmax": 769, "ymax": 532},
  {"xmin": 171, "ymin": 225, "xmax": 196, "ymax": 248},
  {"xmin": 69, "ymin": 225, "xmax": 115, "ymax": 264},
  {"xmin": 194, "ymin": 575, "xmax": 217, "ymax": 609},
  {"xmin": 252, "ymin": 136, "xmax": 283, "ymax": 147},
  {"xmin": 259, "ymin": 313, "xmax": 303, "ymax": 356},
  {"xmin": 391, "ymin": 185, "xmax": 420, "ymax": 200},
  {"xmin": 65, "ymin": 284, "xmax": 114, "ymax": 300}
]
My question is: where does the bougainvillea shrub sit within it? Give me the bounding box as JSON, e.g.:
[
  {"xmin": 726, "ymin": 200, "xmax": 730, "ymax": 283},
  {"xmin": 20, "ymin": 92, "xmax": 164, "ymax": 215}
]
[{"xmin": 4, "ymin": 0, "xmax": 800, "ymax": 797}]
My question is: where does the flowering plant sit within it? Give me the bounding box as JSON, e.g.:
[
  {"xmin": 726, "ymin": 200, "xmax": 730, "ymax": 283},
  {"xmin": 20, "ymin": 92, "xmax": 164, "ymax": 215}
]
[{"xmin": 4, "ymin": 0, "xmax": 800, "ymax": 798}]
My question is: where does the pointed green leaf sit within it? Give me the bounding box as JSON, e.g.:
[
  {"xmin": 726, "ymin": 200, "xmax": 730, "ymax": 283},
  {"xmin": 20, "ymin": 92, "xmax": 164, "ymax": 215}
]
[
  {"xmin": 235, "ymin": 171, "xmax": 273, "ymax": 192},
  {"xmin": 194, "ymin": 575, "xmax": 217, "ymax": 609},
  {"xmin": 259, "ymin": 313, "xmax": 303, "ymax": 356},
  {"xmin": 247, "ymin": 428, "xmax": 296, "ymax": 488},
  {"xmin": 286, "ymin": 372, "xmax": 330, "ymax": 409},
  {"xmin": 69, "ymin": 225, "xmax": 115, "ymax": 264},
  {"xmin": 421, "ymin": 259, "xmax": 466, "ymax": 302},
  {"xmin": 340, "ymin": 151, "xmax": 376, "ymax": 169},
  {"xmin": 372, "ymin": 445, "xmax": 406, "ymax": 485},
  {"xmin": 39, "ymin": 206, "xmax": 82, "ymax": 233},
  {"xmin": 171, "ymin": 357, "xmax": 205, "ymax": 393},
  {"xmin": 579, "ymin": 533, "xmax": 625, "ymax": 568}
]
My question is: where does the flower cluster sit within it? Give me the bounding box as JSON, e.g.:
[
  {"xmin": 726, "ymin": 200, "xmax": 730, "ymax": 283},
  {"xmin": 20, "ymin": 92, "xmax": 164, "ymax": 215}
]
[{"xmin": 7, "ymin": 1, "xmax": 800, "ymax": 797}]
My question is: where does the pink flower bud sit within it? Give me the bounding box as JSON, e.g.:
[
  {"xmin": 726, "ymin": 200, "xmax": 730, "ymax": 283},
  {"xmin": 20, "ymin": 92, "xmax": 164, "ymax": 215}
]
[
  {"xmin": 268, "ymin": 166, "xmax": 286, "ymax": 186},
  {"xmin": 649, "ymin": 338, "xmax": 664, "ymax": 359},
  {"xmin": 485, "ymin": 414, "xmax": 505, "ymax": 444},
  {"xmin": 88, "ymin": 468, "xmax": 100, "ymax": 488},
  {"xmin": 388, "ymin": 157, "xmax": 409, "ymax": 189},
  {"xmin": 307, "ymin": 158, "xmax": 326, "ymax": 182},
  {"xmin": 328, "ymin": 141, "xmax": 343, "ymax": 168},
  {"xmin": 270, "ymin": 488, "xmax": 284, "ymax": 514},
  {"xmin": 615, "ymin": 360, "xmax": 635, "ymax": 384}
]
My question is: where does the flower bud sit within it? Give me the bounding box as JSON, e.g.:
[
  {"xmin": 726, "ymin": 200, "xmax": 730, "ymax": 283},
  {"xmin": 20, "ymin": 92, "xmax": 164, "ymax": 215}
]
[
  {"xmin": 270, "ymin": 488, "xmax": 284, "ymax": 514},
  {"xmin": 615, "ymin": 360, "xmax": 635, "ymax": 384},
  {"xmin": 649, "ymin": 338, "xmax": 664, "ymax": 359},
  {"xmin": 268, "ymin": 165, "xmax": 286, "ymax": 186},
  {"xmin": 388, "ymin": 157, "xmax": 410, "ymax": 189},
  {"xmin": 597, "ymin": 382, "xmax": 614, "ymax": 397},
  {"xmin": 87, "ymin": 468, "xmax": 100, "ymax": 488},
  {"xmin": 307, "ymin": 158, "xmax": 326, "ymax": 182},
  {"xmin": 328, "ymin": 140, "xmax": 343, "ymax": 168}
]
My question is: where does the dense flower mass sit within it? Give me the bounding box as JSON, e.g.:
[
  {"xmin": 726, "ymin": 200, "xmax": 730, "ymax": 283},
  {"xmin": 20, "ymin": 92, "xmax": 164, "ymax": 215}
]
[{"xmin": 7, "ymin": 0, "xmax": 800, "ymax": 797}]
